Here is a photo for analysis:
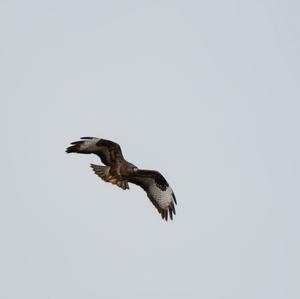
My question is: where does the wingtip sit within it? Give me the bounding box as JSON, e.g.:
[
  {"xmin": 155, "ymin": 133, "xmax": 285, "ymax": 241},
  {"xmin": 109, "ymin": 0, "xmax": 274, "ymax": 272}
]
[
  {"xmin": 71, "ymin": 140, "xmax": 84, "ymax": 145},
  {"xmin": 161, "ymin": 203, "xmax": 176, "ymax": 222},
  {"xmin": 160, "ymin": 209, "xmax": 169, "ymax": 221},
  {"xmin": 65, "ymin": 145, "xmax": 78, "ymax": 153},
  {"xmin": 80, "ymin": 136, "xmax": 94, "ymax": 140},
  {"xmin": 169, "ymin": 207, "xmax": 173, "ymax": 220},
  {"xmin": 172, "ymin": 193, "xmax": 177, "ymax": 205}
]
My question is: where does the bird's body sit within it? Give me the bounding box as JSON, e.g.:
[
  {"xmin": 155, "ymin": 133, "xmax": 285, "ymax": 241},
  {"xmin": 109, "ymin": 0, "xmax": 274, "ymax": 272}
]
[{"xmin": 66, "ymin": 137, "xmax": 176, "ymax": 221}]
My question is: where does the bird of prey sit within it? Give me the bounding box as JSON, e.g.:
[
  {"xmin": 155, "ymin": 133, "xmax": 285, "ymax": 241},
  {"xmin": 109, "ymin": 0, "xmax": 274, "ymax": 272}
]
[{"xmin": 66, "ymin": 137, "xmax": 177, "ymax": 221}]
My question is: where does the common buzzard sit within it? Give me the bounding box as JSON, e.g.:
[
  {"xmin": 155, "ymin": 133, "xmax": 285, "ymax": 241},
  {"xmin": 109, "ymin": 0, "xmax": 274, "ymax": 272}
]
[{"xmin": 66, "ymin": 137, "xmax": 177, "ymax": 221}]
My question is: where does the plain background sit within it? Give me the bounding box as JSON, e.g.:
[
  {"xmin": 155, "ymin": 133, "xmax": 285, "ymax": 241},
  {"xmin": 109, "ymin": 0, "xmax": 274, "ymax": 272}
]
[{"xmin": 0, "ymin": 1, "xmax": 299, "ymax": 298}]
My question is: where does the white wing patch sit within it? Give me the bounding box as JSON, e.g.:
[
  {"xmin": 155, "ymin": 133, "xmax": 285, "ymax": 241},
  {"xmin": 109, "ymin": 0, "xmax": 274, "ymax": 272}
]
[
  {"xmin": 79, "ymin": 138, "xmax": 100, "ymax": 152},
  {"xmin": 148, "ymin": 185, "xmax": 174, "ymax": 209}
]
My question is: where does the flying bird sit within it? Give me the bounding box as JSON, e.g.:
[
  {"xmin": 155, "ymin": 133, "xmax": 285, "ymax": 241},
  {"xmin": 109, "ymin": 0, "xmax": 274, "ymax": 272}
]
[{"xmin": 66, "ymin": 137, "xmax": 177, "ymax": 221}]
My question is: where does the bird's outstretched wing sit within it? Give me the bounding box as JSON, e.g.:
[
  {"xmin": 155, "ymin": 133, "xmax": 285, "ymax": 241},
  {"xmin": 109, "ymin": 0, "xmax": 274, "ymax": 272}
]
[
  {"xmin": 66, "ymin": 137, "xmax": 124, "ymax": 166},
  {"xmin": 128, "ymin": 170, "xmax": 177, "ymax": 221}
]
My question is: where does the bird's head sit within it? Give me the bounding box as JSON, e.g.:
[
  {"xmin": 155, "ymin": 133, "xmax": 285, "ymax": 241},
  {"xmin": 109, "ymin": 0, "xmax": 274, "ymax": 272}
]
[{"xmin": 121, "ymin": 164, "xmax": 138, "ymax": 177}]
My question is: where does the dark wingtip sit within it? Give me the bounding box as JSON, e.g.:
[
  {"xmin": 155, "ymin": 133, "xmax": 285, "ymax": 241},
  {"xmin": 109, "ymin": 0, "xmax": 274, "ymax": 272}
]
[
  {"xmin": 169, "ymin": 207, "xmax": 173, "ymax": 220},
  {"xmin": 80, "ymin": 136, "xmax": 94, "ymax": 140},
  {"xmin": 161, "ymin": 203, "xmax": 176, "ymax": 222},
  {"xmin": 161, "ymin": 209, "xmax": 168, "ymax": 221},
  {"xmin": 66, "ymin": 145, "xmax": 76, "ymax": 153},
  {"xmin": 172, "ymin": 192, "xmax": 177, "ymax": 205},
  {"xmin": 71, "ymin": 140, "xmax": 84, "ymax": 145},
  {"xmin": 66, "ymin": 143, "xmax": 82, "ymax": 153},
  {"xmin": 171, "ymin": 202, "xmax": 176, "ymax": 215}
]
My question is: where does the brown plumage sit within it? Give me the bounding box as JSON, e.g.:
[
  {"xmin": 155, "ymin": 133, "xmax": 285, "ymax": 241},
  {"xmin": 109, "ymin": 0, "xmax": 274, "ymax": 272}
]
[{"xmin": 66, "ymin": 137, "xmax": 177, "ymax": 221}]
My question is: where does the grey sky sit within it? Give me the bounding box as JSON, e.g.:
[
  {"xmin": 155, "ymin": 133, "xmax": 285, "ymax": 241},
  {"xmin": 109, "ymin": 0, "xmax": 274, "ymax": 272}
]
[{"xmin": 0, "ymin": 1, "xmax": 299, "ymax": 298}]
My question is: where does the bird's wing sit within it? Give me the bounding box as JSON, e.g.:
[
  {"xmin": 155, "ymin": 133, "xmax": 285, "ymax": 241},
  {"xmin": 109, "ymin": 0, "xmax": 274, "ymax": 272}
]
[
  {"xmin": 128, "ymin": 170, "xmax": 177, "ymax": 221},
  {"xmin": 66, "ymin": 137, "xmax": 124, "ymax": 166}
]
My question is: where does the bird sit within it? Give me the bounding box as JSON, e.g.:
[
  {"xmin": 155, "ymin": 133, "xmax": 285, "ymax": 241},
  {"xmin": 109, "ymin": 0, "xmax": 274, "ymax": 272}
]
[{"xmin": 66, "ymin": 137, "xmax": 177, "ymax": 221}]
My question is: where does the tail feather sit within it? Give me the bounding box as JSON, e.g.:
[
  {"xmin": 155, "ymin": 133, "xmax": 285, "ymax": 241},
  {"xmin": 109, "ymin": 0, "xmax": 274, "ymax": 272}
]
[
  {"xmin": 90, "ymin": 164, "xmax": 129, "ymax": 190},
  {"xmin": 90, "ymin": 164, "xmax": 110, "ymax": 181}
]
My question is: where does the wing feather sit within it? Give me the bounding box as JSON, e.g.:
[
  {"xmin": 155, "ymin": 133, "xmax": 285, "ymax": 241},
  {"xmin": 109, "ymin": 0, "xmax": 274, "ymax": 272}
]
[
  {"xmin": 66, "ymin": 137, "xmax": 124, "ymax": 166},
  {"xmin": 128, "ymin": 170, "xmax": 176, "ymax": 221}
]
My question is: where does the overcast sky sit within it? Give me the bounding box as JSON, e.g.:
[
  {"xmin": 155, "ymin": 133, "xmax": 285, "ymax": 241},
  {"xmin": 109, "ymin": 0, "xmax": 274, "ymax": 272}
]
[{"xmin": 0, "ymin": 1, "xmax": 299, "ymax": 298}]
